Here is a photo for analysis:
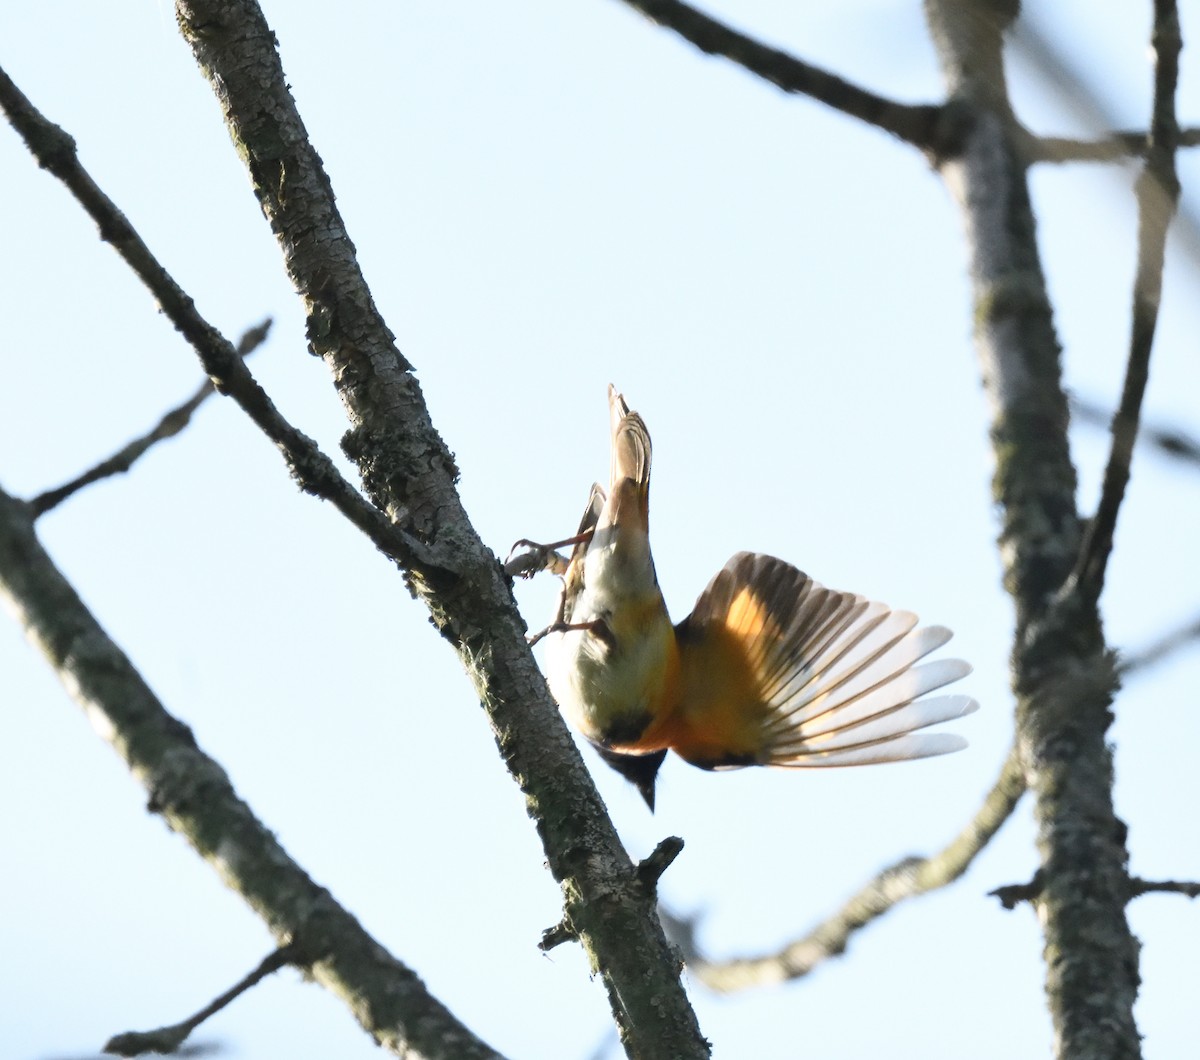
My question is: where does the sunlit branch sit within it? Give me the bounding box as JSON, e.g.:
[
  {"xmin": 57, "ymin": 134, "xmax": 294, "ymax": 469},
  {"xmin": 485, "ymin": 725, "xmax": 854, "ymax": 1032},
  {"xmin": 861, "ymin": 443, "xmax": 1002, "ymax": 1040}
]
[
  {"xmin": 1027, "ymin": 126, "xmax": 1200, "ymax": 163},
  {"xmin": 667, "ymin": 744, "xmax": 1026, "ymax": 990}
]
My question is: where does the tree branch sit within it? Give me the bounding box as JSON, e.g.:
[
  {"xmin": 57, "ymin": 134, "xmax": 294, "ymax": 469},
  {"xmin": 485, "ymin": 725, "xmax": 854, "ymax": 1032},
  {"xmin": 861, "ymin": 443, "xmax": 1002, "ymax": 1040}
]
[
  {"xmin": 666, "ymin": 743, "xmax": 1026, "ymax": 989},
  {"xmin": 610, "ymin": 0, "xmax": 942, "ymax": 148},
  {"xmin": 1128, "ymin": 878, "xmax": 1200, "ymax": 899},
  {"xmin": 0, "ymin": 66, "xmax": 441, "ymax": 576},
  {"xmin": 994, "ymin": 875, "xmax": 1200, "ymax": 908},
  {"xmin": 1027, "ymin": 126, "xmax": 1200, "ymax": 163},
  {"xmin": 0, "ymin": 487, "xmax": 503, "ymax": 1060},
  {"xmin": 4, "ymin": 21, "xmax": 706, "ymax": 1056},
  {"xmin": 166, "ymin": 3, "xmax": 708, "ymax": 1056},
  {"xmin": 1071, "ymin": 0, "xmax": 1182, "ymax": 604},
  {"xmin": 925, "ymin": 1, "xmax": 1143, "ymax": 1056},
  {"xmin": 29, "ymin": 319, "xmax": 272, "ymax": 517},
  {"xmin": 104, "ymin": 944, "xmax": 305, "ymax": 1058}
]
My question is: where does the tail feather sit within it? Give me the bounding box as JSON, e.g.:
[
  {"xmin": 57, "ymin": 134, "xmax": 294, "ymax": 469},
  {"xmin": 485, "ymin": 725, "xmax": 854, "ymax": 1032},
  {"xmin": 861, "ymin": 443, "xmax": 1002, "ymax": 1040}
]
[
  {"xmin": 769, "ymin": 732, "xmax": 969, "ymax": 768},
  {"xmin": 768, "ymin": 631, "xmax": 965, "ymax": 733},
  {"xmin": 768, "ymin": 693, "xmax": 978, "ymax": 757},
  {"xmin": 673, "ymin": 553, "xmax": 974, "ymax": 768},
  {"xmin": 607, "ymin": 384, "xmax": 651, "ymax": 489}
]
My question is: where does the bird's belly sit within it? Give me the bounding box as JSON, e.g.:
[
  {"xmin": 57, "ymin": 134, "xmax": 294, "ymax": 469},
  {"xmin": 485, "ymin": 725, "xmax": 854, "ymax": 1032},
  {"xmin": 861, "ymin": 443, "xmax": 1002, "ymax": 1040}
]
[{"xmin": 544, "ymin": 613, "xmax": 678, "ymax": 750}]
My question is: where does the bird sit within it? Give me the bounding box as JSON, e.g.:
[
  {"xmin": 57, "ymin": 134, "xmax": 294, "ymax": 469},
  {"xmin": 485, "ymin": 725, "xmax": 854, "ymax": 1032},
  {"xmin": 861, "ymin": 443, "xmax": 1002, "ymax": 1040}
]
[{"xmin": 507, "ymin": 385, "xmax": 977, "ymax": 810}]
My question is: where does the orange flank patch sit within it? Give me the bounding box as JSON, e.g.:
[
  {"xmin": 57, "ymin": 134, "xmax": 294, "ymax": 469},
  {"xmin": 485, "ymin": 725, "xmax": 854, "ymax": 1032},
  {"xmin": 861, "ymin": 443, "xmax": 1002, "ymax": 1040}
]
[{"xmin": 663, "ymin": 586, "xmax": 781, "ymax": 768}]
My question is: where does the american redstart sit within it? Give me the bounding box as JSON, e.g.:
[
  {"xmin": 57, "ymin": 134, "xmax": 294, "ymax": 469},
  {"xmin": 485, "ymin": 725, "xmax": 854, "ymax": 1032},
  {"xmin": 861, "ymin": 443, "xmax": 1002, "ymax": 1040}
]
[{"xmin": 507, "ymin": 386, "xmax": 976, "ymax": 809}]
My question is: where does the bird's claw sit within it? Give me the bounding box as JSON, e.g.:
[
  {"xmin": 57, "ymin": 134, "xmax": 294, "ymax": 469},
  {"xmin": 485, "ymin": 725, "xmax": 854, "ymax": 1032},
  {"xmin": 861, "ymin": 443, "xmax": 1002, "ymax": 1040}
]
[{"xmin": 504, "ymin": 539, "xmax": 568, "ymax": 579}]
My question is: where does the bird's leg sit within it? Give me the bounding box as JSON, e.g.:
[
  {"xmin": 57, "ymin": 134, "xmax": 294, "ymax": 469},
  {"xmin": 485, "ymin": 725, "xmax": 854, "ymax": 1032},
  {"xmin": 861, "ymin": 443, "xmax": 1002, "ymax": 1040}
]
[
  {"xmin": 527, "ymin": 617, "xmax": 610, "ymax": 648},
  {"xmin": 525, "ymin": 571, "xmax": 612, "ymax": 648},
  {"xmin": 503, "ymin": 531, "xmax": 593, "ymax": 579}
]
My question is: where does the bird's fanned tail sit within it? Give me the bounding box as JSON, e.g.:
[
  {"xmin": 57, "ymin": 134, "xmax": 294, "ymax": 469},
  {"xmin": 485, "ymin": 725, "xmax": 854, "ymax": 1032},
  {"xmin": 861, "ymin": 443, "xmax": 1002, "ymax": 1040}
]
[{"xmin": 671, "ymin": 552, "xmax": 977, "ymax": 770}]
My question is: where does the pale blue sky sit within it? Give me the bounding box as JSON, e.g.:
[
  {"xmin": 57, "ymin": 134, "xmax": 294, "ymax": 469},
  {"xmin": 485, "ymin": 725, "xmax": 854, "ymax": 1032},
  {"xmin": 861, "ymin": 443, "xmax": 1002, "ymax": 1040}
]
[{"xmin": 2, "ymin": 3, "xmax": 1198, "ymax": 1058}]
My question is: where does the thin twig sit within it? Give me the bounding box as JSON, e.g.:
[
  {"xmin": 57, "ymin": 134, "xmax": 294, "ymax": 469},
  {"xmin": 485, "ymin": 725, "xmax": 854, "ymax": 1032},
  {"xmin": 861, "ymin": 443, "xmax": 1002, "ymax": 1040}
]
[
  {"xmin": 611, "ymin": 0, "xmax": 941, "ymax": 147},
  {"xmin": 1011, "ymin": 14, "xmax": 1200, "ymax": 273},
  {"xmin": 0, "ymin": 65, "xmax": 441, "ymax": 575},
  {"xmin": 104, "ymin": 945, "xmax": 305, "ymax": 1057},
  {"xmin": 1071, "ymin": 396, "xmax": 1200, "ymax": 469},
  {"xmin": 30, "ymin": 319, "xmax": 272, "ymax": 517},
  {"xmin": 667, "ymin": 744, "xmax": 1026, "ymax": 990},
  {"xmin": 43, "ymin": 1045, "xmax": 221, "ymax": 1060},
  {"xmin": 1120, "ymin": 612, "xmax": 1200, "ymax": 675},
  {"xmin": 994, "ymin": 876, "xmax": 1200, "ymax": 907},
  {"xmin": 1028, "ymin": 126, "xmax": 1200, "ymax": 163},
  {"xmin": 989, "ymin": 875, "xmax": 1043, "ymax": 910},
  {"xmin": 1128, "ymin": 878, "xmax": 1200, "ymax": 899},
  {"xmin": 1070, "ymin": 0, "xmax": 1182, "ymax": 604}
]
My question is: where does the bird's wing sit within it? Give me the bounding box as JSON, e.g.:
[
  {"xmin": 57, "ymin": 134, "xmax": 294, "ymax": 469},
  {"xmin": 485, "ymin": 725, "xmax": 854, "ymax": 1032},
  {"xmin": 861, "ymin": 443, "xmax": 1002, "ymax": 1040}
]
[
  {"xmin": 670, "ymin": 552, "xmax": 977, "ymax": 769},
  {"xmin": 559, "ymin": 482, "xmax": 606, "ymax": 624},
  {"xmin": 573, "ymin": 481, "xmax": 606, "ymax": 544}
]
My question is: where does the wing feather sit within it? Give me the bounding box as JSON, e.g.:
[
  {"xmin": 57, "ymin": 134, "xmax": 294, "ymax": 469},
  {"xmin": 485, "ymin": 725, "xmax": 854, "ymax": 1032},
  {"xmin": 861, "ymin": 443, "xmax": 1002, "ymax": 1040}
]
[{"xmin": 559, "ymin": 483, "xmax": 606, "ymax": 624}]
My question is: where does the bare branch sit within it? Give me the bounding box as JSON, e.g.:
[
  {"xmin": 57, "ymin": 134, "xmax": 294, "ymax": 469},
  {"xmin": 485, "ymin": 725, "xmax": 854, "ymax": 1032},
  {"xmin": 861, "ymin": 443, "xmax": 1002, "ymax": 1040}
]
[
  {"xmin": 0, "ymin": 487, "xmax": 503, "ymax": 1059},
  {"xmin": 994, "ymin": 876, "xmax": 1200, "ymax": 907},
  {"xmin": 666, "ymin": 744, "xmax": 1025, "ymax": 989},
  {"xmin": 29, "ymin": 319, "xmax": 272, "ymax": 517},
  {"xmin": 1011, "ymin": 13, "xmax": 1200, "ymax": 271},
  {"xmin": 104, "ymin": 944, "xmax": 305, "ymax": 1058},
  {"xmin": 7, "ymin": 27, "xmax": 706, "ymax": 1058},
  {"xmin": 925, "ymin": 0, "xmax": 1143, "ymax": 1055},
  {"xmin": 610, "ymin": 0, "xmax": 942, "ymax": 148},
  {"xmin": 0, "ymin": 65, "xmax": 441, "ymax": 577},
  {"xmin": 989, "ymin": 875, "xmax": 1042, "ymax": 910},
  {"xmin": 1128, "ymin": 878, "xmax": 1200, "ymax": 899},
  {"xmin": 167, "ymin": 3, "xmax": 708, "ymax": 1054},
  {"xmin": 1027, "ymin": 126, "xmax": 1200, "ymax": 163},
  {"xmin": 1071, "ymin": 0, "xmax": 1182, "ymax": 603}
]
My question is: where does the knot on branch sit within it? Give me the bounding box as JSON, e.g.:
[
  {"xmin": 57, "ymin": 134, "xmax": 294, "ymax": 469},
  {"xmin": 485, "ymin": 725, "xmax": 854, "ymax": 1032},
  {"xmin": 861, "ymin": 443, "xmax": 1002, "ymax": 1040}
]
[
  {"xmin": 990, "ymin": 871, "xmax": 1044, "ymax": 909},
  {"xmin": 539, "ymin": 916, "xmax": 578, "ymax": 952},
  {"xmin": 636, "ymin": 836, "xmax": 685, "ymax": 897}
]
